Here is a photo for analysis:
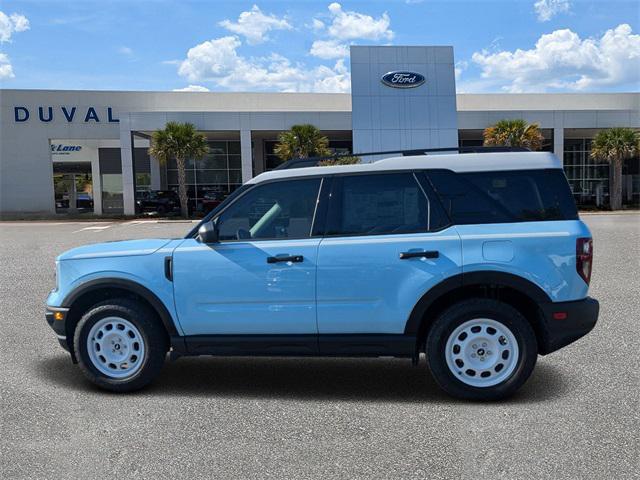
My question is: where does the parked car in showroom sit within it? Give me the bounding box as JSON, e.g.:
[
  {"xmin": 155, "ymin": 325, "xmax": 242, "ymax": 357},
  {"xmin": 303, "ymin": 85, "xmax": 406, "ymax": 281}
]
[
  {"xmin": 200, "ymin": 189, "xmax": 225, "ymax": 213},
  {"xmin": 55, "ymin": 192, "xmax": 94, "ymax": 211},
  {"xmin": 135, "ymin": 190, "xmax": 180, "ymax": 215},
  {"xmin": 45, "ymin": 148, "xmax": 598, "ymax": 400}
]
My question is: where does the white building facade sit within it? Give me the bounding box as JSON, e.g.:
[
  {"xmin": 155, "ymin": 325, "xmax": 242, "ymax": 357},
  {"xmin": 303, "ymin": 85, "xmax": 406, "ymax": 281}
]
[{"xmin": 1, "ymin": 46, "xmax": 638, "ymax": 216}]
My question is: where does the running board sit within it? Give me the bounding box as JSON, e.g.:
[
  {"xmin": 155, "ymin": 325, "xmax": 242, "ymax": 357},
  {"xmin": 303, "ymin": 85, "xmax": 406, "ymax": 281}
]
[{"xmin": 170, "ymin": 334, "xmax": 417, "ymax": 358}]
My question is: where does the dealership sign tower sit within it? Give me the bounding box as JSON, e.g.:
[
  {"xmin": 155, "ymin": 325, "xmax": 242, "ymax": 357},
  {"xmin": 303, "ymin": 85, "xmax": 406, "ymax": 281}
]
[{"xmin": 350, "ymin": 46, "xmax": 458, "ymax": 156}]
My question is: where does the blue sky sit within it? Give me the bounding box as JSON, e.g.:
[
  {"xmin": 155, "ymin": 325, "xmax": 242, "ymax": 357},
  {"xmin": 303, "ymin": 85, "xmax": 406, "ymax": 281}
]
[{"xmin": 0, "ymin": 0, "xmax": 638, "ymax": 93}]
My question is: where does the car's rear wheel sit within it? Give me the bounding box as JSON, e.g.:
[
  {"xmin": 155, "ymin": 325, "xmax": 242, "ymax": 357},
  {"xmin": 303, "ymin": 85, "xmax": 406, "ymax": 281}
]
[
  {"xmin": 74, "ymin": 298, "xmax": 168, "ymax": 392},
  {"xmin": 426, "ymin": 299, "xmax": 537, "ymax": 401}
]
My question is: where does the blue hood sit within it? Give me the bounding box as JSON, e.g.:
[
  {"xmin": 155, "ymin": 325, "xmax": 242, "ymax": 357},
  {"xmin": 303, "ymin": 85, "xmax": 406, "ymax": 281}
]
[{"xmin": 57, "ymin": 239, "xmax": 174, "ymax": 261}]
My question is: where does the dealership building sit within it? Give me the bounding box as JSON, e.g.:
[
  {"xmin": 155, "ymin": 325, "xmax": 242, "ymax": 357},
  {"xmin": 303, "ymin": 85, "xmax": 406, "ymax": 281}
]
[{"xmin": 1, "ymin": 45, "xmax": 638, "ymax": 216}]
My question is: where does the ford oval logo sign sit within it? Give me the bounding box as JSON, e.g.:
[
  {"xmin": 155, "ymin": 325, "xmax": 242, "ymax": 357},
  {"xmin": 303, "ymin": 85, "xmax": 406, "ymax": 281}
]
[{"xmin": 381, "ymin": 71, "xmax": 425, "ymax": 89}]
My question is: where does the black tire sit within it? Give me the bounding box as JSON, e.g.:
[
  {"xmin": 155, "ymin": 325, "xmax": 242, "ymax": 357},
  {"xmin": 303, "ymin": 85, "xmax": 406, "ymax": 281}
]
[
  {"xmin": 73, "ymin": 298, "xmax": 168, "ymax": 392},
  {"xmin": 426, "ymin": 299, "xmax": 537, "ymax": 401}
]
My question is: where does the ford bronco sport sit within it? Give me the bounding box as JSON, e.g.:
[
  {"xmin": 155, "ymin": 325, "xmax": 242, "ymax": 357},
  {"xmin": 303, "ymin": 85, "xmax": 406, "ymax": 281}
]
[{"xmin": 46, "ymin": 149, "xmax": 599, "ymax": 400}]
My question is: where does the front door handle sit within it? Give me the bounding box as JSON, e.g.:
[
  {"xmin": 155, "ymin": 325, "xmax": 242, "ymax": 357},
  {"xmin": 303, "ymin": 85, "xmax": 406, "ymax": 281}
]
[
  {"xmin": 267, "ymin": 255, "xmax": 304, "ymax": 264},
  {"xmin": 399, "ymin": 250, "xmax": 439, "ymax": 260}
]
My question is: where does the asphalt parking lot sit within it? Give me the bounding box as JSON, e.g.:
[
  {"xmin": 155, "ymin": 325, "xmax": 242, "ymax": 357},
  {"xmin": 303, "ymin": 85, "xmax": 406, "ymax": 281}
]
[{"xmin": 1, "ymin": 214, "xmax": 638, "ymax": 479}]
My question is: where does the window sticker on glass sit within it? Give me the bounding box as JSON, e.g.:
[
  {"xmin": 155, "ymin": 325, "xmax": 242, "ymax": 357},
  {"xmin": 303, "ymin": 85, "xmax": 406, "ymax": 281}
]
[{"xmin": 329, "ymin": 174, "xmax": 428, "ymax": 236}]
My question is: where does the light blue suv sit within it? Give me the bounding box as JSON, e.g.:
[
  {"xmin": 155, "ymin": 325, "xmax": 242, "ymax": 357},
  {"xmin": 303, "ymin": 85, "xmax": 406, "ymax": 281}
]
[{"xmin": 46, "ymin": 150, "xmax": 599, "ymax": 400}]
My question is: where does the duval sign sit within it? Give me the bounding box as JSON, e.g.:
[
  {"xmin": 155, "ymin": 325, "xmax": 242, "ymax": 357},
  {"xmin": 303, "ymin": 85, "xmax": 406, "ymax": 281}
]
[
  {"xmin": 13, "ymin": 106, "xmax": 119, "ymax": 123},
  {"xmin": 381, "ymin": 71, "xmax": 426, "ymax": 89}
]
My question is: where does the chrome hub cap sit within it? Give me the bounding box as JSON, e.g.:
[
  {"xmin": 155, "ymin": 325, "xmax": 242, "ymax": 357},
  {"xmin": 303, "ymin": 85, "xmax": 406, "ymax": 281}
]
[
  {"xmin": 445, "ymin": 318, "xmax": 519, "ymax": 388},
  {"xmin": 87, "ymin": 317, "xmax": 145, "ymax": 379}
]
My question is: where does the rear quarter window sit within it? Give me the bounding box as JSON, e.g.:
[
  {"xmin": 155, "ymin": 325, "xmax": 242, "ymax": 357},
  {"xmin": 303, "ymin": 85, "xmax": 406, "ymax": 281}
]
[{"xmin": 426, "ymin": 169, "xmax": 578, "ymax": 224}]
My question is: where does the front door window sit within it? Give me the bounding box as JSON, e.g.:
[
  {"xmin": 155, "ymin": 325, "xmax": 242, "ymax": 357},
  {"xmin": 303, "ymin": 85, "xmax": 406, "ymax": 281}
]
[{"xmin": 217, "ymin": 178, "xmax": 322, "ymax": 241}]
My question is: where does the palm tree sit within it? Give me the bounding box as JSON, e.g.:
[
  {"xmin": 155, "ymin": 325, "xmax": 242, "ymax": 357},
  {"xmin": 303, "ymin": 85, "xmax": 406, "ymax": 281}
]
[
  {"xmin": 148, "ymin": 122, "xmax": 209, "ymax": 218},
  {"xmin": 274, "ymin": 124, "xmax": 331, "ymax": 161},
  {"xmin": 590, "ymin": 127, "xmax": 639, "ymax": 210},
  {"xmin": 483, "ymin": 119, "xmax": 544, "ymax": 151}
]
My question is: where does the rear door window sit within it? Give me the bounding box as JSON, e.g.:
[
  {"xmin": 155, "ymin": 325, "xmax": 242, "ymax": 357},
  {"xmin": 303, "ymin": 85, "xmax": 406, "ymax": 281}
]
[
  {"xmin": 426, "ymin": 169, "xmax": 578, "ymax": 224},
  {"xmin": 325, "ymin": 173, "xmax": 446, "ymax": 236}
]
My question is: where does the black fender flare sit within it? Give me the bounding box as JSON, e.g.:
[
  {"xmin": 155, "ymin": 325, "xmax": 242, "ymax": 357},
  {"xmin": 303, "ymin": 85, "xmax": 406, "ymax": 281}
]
[
  {"xmin": 404, "ymin": 271, "xmax": 551, "ymax": 335},
  {"xmin": 62, "ymin": 278, "xmax": 179, "ymax": 336}
]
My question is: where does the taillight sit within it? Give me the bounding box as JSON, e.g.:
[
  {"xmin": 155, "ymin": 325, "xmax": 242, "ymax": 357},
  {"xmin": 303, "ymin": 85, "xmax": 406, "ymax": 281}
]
[{"xmin": 576, "ymin": 238, "xmax": 593, "ymax": 285}]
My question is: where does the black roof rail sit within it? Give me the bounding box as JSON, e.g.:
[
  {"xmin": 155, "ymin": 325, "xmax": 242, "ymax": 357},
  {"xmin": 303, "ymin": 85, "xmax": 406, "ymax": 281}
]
[{"xmin": 273, "ymin": 146, "xmax": 531, "ymax": 170}]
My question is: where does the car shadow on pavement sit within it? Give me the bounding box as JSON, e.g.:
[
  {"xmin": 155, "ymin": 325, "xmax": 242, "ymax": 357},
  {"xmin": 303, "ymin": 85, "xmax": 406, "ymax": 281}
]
[{"xmin": 35, "ymin": 354, "xmax": 569, "ymax": 403}]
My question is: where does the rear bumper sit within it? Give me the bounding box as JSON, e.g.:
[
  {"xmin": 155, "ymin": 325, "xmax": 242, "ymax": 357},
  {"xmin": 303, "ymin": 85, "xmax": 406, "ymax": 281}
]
[{"xmin": 538, "ymin": 297, "xmax": 599, "ymax": 354}]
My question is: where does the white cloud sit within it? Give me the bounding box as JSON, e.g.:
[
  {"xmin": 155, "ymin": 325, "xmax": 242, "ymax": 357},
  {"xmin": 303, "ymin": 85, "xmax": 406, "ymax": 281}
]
[
  {"xmin": 311, "ymin": 18, "xmax": 325, "ymax": 31},
  {"xmin": 178, "ymin": 36, "xmax": 243, "ymax": 82},
  {"xmin": 471, "ymin": 24, "xmax": 640, "ymax": 92},
  {"xmin": 0, "ymin": 52, "xmax": 14, "ymax": 79},
  {"xmin": 0, "ymin": 12, "xmax": 28, "ymax": 79},
  {"xmin": 177, "ymin": 35, "xmax": 350, "ymax": 93},
  {"xmin": 533, "ymin": 0, "xmax": 571, "ymax": 22},
  {"xmin": 308, "ymin": 3, "xmax": 393, "ymax": 59},
  {"xmin": 118, "ymin": 46, "xmax": 133, "ymax": 56},
  {"xmin": 454, "ymin": 60, "xmax": 468, "ymax": 81},
  {"xmin": 177, "ymin": 4, "xmax": 396, "ymax": 92},
  {"xmin": 0, "ymin": 11, "xmax": 29, "ymax": 43},
  {"xmin": 310, "ymin": 39, "xmax": 349, "ymax": 60},
  {"xmin": 219, "ymin": 5, "xmax": 291, "ymax": 45},
  {"xmin": 173, "ymin": 85, "xmax": 210, "ymax": 92},
  {"xmin": 311, "ymin": 59, "xmax": 350, "ymax": 93},
  {"xmin": 324, "ymin": 3, "xmax": 393, "ymax": 41}
]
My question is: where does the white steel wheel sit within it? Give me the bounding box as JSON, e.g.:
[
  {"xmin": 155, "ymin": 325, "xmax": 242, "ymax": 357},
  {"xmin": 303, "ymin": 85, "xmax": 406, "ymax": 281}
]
[
  {"xmin": 86, "ymin": 316, "xmax": 146, "ymax": 379},
  {"xmin": 444, "ymin": 318, "xmax": 519, "ymax": 388}
]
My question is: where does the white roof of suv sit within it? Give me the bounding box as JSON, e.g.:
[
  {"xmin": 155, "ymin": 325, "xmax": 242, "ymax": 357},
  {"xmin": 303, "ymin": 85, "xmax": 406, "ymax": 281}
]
[{"xmin": 249, "ymin": 151, "xmax": 562, "ymax": 185}]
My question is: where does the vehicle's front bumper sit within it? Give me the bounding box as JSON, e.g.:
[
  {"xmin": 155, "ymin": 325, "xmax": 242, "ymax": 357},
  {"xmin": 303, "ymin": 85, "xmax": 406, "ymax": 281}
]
[
  {"xmin": 45, "ymin": 306, "xmax": 70, "ymax": 352},
  {"xmin": 538, "ymin": 297, "xmax": 599, "ymax": 354}
]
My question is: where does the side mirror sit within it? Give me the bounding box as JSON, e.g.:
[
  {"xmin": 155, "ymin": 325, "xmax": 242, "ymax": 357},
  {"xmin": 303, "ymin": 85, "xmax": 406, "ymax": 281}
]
[{"xmin": 197, "ymin": 221, "xmax": 219, "ymax": 244}]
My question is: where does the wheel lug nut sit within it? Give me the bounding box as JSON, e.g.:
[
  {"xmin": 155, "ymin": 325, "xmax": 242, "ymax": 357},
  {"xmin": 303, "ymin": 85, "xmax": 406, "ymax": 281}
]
[
  {"xmin": 482, "ymin": 342, "xmax": 487, "ymax": 347},
  {"xmin": 472, "ymin": 344, "xmax": 477, "ymax": 349},
  {"xmin": 471, "ymin": 353, "xmax": 476, "ymax": 358}
]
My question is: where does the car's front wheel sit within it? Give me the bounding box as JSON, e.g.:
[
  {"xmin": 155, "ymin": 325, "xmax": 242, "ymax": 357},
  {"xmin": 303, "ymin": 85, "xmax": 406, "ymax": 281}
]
[
  {"xmin": 74, "ymin": 298, "xmax": 168, "ymax": 392},
  {"xmin": 426, "ymin": 299, "xmax": 537, "ymax": 401}
]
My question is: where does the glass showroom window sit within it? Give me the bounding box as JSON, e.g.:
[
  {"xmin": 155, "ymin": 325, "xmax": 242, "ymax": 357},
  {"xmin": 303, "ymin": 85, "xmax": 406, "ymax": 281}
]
[
  {"xmin": 102, "ymin": 174, "xmax": 124, "ymax": 214},
  {"xmin": 564, "ymin": 138, "xmax": 610, "ymax": 207},
  {"xmin": 166, "ymin": 141, "xmax": 242, "ymax": 212}
]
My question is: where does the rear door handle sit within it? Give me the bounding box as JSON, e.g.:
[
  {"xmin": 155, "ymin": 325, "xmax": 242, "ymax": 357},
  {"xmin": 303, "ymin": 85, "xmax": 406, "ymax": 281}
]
[
  {"xmin": 399, "ymin": 251, "xmax": 439, "ymax": 260},
  {"xmin": 267, "ymin": 255, "xmax": 304, "ymax": 264}
]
